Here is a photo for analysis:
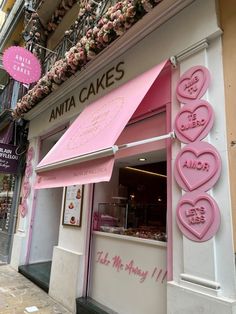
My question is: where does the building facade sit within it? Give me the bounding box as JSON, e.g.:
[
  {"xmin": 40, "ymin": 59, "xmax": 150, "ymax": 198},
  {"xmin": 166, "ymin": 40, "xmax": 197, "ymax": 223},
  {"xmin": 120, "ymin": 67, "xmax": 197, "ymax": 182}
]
[
  {"xmin": 3, "ymin": 0, "xmax": 236, "ymax": 313},
  {"xmin": 0, "ymin": 0, "xmax": 28, "ymax": 263}
]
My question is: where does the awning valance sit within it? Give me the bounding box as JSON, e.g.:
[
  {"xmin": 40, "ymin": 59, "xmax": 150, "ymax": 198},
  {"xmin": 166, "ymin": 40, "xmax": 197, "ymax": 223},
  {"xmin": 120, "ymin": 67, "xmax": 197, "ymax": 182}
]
[{"xmin": 35, "ymin": 60, "xmax": 170, "ymax": 189}]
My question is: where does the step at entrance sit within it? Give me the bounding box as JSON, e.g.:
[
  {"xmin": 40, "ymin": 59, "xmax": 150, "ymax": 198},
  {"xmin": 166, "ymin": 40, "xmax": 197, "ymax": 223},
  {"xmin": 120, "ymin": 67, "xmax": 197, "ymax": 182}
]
[{"xmin": 18, "ymin": 261, "xmax": 52, "ymax": 293}]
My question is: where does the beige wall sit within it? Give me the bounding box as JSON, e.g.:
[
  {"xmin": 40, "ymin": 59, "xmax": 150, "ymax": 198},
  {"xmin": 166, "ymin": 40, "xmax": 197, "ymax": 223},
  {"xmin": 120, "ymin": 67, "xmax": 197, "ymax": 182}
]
[{"xmin": 219, "ymin": 0, "xmax": 236, "ymax": 249}]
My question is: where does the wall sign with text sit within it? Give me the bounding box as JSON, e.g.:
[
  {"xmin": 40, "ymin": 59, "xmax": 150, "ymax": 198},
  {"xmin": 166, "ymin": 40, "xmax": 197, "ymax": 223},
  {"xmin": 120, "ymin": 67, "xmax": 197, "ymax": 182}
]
[
  {"xmin": 174, "ymin": 100, "xmax": 214, "ymax": 143},
  {"xmin": 176, "ymin": 191, "xmax": 220, "ymax": 242},
  {"xmin": 176, "ymin": 65, "xmax": 210, "ymax": 104},
  {"xmin": 174, "ymin": 65, "xmax": 221, "ymax": 242},
  {"xmin": 0, "ymin": 143, "xmax": 19, "ymax": 174},
  {"xmin": 174, "ymin": 141, "xmax": 221, "ymax": 192}
]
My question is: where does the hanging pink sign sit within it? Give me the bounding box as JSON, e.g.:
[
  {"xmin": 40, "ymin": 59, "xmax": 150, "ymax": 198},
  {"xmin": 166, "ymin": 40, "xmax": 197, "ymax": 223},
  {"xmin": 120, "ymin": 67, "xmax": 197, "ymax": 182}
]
[
  {"xmin": 176, "ymin": 66, "xmax": 210, "ymax": 104},
  {"xmin": 176, "ymin": 191, "xmax": 220, "ymax": 242},
  {"xmin": 174, "ymin": 100, "xmax": 214, "ymax": 143},
  {"xmin": 174, "ymin": 141, "xmax": 221, "ymax": 192},
  {"xmin": 3, "ymin": 46, "xmax": 41, "ymax": 84}
]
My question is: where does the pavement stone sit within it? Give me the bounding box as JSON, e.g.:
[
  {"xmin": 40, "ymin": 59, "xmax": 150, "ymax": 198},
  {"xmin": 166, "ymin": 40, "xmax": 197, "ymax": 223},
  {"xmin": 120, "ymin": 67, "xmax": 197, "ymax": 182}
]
[{"xmin": 0, "ymin": 265, "xmax": 72, "ymax": 314}]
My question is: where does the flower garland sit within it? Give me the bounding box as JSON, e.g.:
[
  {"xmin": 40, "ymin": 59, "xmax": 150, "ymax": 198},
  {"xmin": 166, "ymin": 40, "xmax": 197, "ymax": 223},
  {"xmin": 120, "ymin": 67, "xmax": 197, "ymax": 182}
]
[
  {"xmin": 14, "ymin": 0, "xmax": 162, "ymax": 117},
  {"xmin": 45, "ymin": 0, "xmax": 77, "ymax": 35}
]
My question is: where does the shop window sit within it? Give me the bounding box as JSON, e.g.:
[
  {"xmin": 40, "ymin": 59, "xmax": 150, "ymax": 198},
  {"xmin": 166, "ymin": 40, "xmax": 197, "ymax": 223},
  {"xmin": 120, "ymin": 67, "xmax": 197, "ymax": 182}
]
[
  {"xmin": 93, "ymin": 161, "xmax": 167, "ymax": 242},
  {"xmin": 0, "ymin": 174, "xmax": 15, "ymax": 232}
]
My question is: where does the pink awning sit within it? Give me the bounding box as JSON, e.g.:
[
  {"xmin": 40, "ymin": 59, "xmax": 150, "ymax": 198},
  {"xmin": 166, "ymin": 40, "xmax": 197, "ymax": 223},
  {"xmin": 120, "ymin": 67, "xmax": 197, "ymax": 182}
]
[{"xmin": 35, "ymin": 60, "xmax": 169, "ymax": 189}]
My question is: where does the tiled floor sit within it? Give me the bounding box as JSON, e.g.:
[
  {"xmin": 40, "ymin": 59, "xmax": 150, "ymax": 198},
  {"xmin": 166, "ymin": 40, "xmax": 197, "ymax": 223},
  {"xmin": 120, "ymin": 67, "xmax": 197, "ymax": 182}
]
[{"xmin": 0, "ymin": 265, "xmax": 72, "ymax": 314}]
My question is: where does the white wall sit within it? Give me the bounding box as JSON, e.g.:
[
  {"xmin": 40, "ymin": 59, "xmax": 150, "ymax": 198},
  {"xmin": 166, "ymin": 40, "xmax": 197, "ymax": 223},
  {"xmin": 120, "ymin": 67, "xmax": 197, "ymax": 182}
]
[
  {"xmin": 29, "ymin": 139, "xmax": 63, "ymax": 263},
  {"xmin": 29, "ymin": 187, "xmax": 62, "ymax": 263}
]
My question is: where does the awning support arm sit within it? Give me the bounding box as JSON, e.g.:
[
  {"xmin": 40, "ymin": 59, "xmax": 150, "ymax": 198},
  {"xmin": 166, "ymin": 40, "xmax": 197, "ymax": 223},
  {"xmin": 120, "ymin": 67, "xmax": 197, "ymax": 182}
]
[
  {"xmin": 36, "ymin": 132, "xmax": 175, "ymax": 173},
  {"xmin": 117, "ymin": 131, "xmax": 175, "ymax": 151}
]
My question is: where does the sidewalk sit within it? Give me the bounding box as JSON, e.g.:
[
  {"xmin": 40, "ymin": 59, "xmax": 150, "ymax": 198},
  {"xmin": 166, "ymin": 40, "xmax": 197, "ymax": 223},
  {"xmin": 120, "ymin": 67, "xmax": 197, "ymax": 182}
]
[{"xmin": 0, "ymin": 265, "xmax": 72, "ymax": 314}]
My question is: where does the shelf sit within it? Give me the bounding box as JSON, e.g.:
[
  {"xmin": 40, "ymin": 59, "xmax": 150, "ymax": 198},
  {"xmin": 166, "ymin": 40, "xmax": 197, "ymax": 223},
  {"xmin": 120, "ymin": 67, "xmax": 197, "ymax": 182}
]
[{"xmin": 93, "ymin": 231, "xmax": 167, "ymax": 248}]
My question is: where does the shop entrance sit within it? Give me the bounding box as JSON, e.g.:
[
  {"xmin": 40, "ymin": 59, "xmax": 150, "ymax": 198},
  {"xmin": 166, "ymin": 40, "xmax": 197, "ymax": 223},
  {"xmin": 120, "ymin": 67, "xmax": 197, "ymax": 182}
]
[
  {"xmin": 0, "ymin": 174, "xmax": 16, "ymax": 263},
  {"xmin": 19, "ymin": 127, "xmax": 66, "ymax": 292}
]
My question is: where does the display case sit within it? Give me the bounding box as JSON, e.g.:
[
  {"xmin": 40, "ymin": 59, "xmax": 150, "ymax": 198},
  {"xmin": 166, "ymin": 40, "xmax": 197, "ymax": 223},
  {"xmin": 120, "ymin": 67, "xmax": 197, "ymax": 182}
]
[
  {"xmin": 93, "ymin": 201, "xmax": 167, "ymax": 241},
  {"xmin": 93, "ymin": 201, "xmax": 128, "ymax": 234}
]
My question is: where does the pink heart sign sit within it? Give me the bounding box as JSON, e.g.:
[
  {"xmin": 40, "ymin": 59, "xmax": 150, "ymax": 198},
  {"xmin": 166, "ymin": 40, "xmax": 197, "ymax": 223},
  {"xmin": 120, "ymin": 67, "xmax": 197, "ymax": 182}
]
[
  {"xmin": 174, "ymin": 141, "xmax": 221, "ymax": 192},
  {"xmin": 174, "ymin": 100, "xmax": 214, "ymax": 143},
  {"xmin": 176, "ymin": 191, "xmax": 220, "ymax": 242},
  {"xmin": 176, "ymin": 66, "xmax": 210, "ymax": 104}
]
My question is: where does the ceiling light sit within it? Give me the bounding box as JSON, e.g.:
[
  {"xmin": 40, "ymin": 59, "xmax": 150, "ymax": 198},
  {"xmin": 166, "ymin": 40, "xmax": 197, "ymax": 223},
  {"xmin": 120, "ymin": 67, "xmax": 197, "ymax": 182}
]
[
  {"xmin": 125, "ymin": 166, "xmax": 167, "ymax": 178},
  {"xmin": 138, "ymin": 158, "xmax": 147, "ymax": 162}
]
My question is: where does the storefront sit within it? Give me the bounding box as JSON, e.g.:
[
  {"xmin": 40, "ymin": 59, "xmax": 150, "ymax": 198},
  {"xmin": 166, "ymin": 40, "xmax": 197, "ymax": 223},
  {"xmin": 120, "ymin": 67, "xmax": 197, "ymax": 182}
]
[
  {"xmin": 0, "ymin": 118, "xmax": 26, "ymax": 264},
  {"xmin": 10, "ymin": 1, "xmax": 236, "ymax": 313}
]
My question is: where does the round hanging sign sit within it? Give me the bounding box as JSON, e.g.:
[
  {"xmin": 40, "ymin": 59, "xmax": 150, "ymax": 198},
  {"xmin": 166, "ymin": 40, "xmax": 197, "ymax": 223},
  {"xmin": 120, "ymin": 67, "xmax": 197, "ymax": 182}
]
[{"xmin": 3, "ymin": 46, "xmax": 41, "ymax": 84}]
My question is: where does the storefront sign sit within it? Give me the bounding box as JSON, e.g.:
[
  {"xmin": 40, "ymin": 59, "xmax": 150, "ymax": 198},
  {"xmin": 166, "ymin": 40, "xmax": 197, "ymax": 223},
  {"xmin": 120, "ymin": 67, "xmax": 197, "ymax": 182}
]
[
  {"xmin": 174, "ymin": 100, "xmax": 214, "ymax": 143},
  {"xmin": 78, "ymin": 62, "xmax": 125, "ymax": 103},
  {"xmin": 176, "ymin": 66, "xmax": 210, "ymax": 103},
  {"xmin": 174, "ymin": 141, "xmax": 221, "ymax": 192},
  {"xmin": 49, "ymin": 96, "xmax": 76, "ymax": 122},
  {"xmin": 0, "ymin": 144, "xmax": 19, "ymax": 174},
  {"xmin": 48, "ymin": 61, "xmax": 125, "ymax": 123},
  {"xmin": 176, "ymin": 191, "xmax": 220, "ymax": 242},
  {"xmin": 3, "ymin": 46, "xmax": 41, "ymax": 84}
]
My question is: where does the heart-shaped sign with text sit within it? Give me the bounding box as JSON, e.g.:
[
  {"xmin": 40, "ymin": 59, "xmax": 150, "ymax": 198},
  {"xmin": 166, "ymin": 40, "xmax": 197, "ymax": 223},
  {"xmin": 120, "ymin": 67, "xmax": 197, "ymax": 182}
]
[
  {"xmin": 174, "ymin": 100, "xmax": 214, "ymax": 143},
  {"xmin": 176, "ymin": 66, "xmax": 210, "ymax": 104},
  {"xmin": 174, "ymin": 141, "xmax": 221, "ymax": 192},
  {"xmin": 176, "ymin": 191, "xmax": 220, "ymax": 242}
]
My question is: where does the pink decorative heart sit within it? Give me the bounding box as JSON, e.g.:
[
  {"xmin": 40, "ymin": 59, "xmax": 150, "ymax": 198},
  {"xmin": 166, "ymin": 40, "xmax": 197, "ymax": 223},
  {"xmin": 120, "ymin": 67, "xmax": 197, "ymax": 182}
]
[
  {"xmin": 176, "ymin": 191, "xmax": 221, "ymax": 242},
  {"xmin": 177, "ymin": 195, "xmax": 215, "ymax": 239},
  {"xmin": 19, "ymin": 200, "xmax": 28, "ymax": 218},
  {"xmin": 176, "ymin": 66, "xmax": 210, "ymax": 104},
  {"xmin": 174, "ymin": 101, "xmax": 214, "ymax": 143},
  {"xmin": 175, "ymin": 142, "xmax": 221, "ymax": 192}
]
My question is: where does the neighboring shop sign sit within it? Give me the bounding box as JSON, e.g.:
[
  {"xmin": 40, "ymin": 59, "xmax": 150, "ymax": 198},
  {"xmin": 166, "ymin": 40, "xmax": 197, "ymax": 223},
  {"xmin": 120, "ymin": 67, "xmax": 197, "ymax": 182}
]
[
  {"xmin": 174, "ymin": 65, "xmax": 221, "ymax": 242},
  {"xmin": 0, "ymin": 143, "xmax": 19, "ymax": 174},
  {"xmin": 3, "ymin": 46, "xmax": 41, "ymax": 84}
]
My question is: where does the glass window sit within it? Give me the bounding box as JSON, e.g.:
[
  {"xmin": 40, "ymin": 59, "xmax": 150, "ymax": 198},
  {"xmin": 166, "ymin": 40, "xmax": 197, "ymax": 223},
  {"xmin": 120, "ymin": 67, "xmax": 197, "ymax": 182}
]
[
  {"xmin": 93, "ymin": 160, "xmax": 167, "ymax": 242},
  {"xmin": 0, "ymin": 174, "xmax": 15, "ymax": 232}
]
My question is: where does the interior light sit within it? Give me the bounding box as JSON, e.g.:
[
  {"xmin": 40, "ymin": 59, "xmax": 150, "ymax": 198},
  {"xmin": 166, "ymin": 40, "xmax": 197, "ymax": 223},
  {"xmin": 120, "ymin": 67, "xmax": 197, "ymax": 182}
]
[
  {"xmin": 138, "ymin": 158, "xmax": 147, "ymax": 162},
  {"xmin": 125, "ymin": 166, "xmax": 167, "ymax": 178},
  {"xmin": 158, "ymin": 198, "xmax": 162, "ymax": 202},
  {"xmin": 130, "ymin": 194, "xmax": 135, "ymax": 200}
]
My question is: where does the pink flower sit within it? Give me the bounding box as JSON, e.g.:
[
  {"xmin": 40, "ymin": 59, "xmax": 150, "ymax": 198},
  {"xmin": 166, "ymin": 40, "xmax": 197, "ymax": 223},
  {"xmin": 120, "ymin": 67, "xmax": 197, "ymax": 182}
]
[{"xmin": 87, "ymin": 50, "xmax": 96, "ymax": 60}]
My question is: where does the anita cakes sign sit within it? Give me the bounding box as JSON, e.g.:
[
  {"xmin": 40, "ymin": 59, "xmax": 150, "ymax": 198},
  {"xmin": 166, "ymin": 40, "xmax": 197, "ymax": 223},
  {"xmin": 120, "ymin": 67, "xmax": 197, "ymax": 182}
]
[
  {"xmin": 174, "ymin": 66, "xmax": 221, "ymax": 242},
  {"xmin": 3, "ymin": 46, "xmax": 41, "ymax": 84}
]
